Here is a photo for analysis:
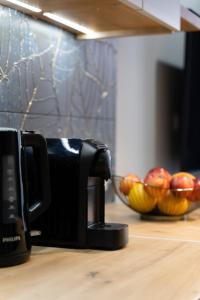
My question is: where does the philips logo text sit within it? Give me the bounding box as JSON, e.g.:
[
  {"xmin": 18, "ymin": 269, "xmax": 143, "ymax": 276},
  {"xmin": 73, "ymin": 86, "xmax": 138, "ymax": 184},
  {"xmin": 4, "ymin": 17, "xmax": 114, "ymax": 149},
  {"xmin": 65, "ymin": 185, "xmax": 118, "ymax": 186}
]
[{"xmin": 2, "ymin": 236, "xmax": 21, "ymax": 243}]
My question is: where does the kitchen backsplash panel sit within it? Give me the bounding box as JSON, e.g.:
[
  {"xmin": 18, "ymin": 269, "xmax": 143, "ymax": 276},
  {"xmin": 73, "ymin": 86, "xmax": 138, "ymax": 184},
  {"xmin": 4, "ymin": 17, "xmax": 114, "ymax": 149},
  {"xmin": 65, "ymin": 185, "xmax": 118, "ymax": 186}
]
[
  {"xmin": 0, "ymin": 6, "xmax": 116, "ymax": 169},
  {"xmin": 0, "ymin": 112, "xmax": 114, "ymax": 148}
]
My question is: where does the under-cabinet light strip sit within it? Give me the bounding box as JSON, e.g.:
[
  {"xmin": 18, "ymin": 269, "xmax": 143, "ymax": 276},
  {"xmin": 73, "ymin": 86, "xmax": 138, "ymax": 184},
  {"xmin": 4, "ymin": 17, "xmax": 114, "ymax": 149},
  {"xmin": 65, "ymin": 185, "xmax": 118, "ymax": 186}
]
[
  {"xmin": 1, "ymin": 2, "xmax": 95, "ymax": 35},
  {"xmin": 3, "ymin": 0, "xmax": 42, "ymax": 12},
  {"xmin": 43, "ymin": 12, "xmax": 94, "ymax": 35}
]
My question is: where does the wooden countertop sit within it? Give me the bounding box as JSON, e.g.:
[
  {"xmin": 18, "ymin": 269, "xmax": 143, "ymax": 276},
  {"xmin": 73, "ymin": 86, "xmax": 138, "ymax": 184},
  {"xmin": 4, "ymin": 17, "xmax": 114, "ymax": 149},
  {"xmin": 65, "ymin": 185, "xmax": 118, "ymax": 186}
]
[{"xmin": 2, "ymin": 203, "xmax": 200, "ymax": 300}]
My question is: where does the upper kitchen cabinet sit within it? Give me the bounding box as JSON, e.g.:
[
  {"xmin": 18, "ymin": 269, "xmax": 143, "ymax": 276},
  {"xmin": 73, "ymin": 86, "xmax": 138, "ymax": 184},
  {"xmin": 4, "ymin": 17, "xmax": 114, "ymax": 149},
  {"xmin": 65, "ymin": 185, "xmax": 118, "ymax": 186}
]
[
  {"xmin": 121, "ymin": 0, "xmax": 143, "ymax": 9},
  {"xmin": 143, "ymin": 0, "xmax": 180, "ymax": 32},
  {"xmin": 0, "ymin": 0, "xmax": 180, "ymax": 38},
  {"xmin": 0, "ymin": 0, "xmax": 200, "ymax": 39},
  {"xmin": 181, "ymin": 5, "xmax": 200, "ymax": 31},
  {"xmin": 76, "ymin": 0, "xmax": 181, "ymax": 39}
]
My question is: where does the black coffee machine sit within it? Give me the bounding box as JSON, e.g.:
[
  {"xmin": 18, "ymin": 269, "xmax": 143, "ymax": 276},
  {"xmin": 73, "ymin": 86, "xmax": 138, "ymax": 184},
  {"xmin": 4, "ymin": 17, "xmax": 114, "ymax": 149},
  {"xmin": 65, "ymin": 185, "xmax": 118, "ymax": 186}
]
[{"xmin": 29, "ymin": 138, "xmax": 128, "ymax": 250}]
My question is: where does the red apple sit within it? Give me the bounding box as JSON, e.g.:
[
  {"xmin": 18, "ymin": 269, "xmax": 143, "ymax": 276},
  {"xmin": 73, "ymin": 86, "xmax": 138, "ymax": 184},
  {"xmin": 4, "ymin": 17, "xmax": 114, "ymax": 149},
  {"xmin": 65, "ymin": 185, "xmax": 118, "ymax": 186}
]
[
  {"xmin": 188, "ymin": 177, "xmax": 200, "ymax": 202},
  {"xmin": 144, "ymin": 167, "xmax": 171, "ymax": 199},
  {"xmin": 119, "ymin": 173, "xmax": 140, "ymax": 195},
  {"xmin": 170, "ymin": 172, "xmax": 195, "ymax": 198}
]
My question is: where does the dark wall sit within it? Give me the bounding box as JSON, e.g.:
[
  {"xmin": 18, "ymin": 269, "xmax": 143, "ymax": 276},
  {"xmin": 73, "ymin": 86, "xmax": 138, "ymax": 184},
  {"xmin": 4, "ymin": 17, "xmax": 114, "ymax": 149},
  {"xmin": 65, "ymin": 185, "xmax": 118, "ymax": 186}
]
[{"xmin": 0, "ymin": 6, "xmax": 116, "ymax": 167}]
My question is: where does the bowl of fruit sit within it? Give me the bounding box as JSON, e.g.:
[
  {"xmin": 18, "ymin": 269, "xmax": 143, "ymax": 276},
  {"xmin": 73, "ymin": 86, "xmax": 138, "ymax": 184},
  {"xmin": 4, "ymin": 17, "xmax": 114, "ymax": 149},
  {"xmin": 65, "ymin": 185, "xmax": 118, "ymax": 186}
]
[{"xmin": 112, "ymin": 167, "xmax": 200, "ymax": 220}]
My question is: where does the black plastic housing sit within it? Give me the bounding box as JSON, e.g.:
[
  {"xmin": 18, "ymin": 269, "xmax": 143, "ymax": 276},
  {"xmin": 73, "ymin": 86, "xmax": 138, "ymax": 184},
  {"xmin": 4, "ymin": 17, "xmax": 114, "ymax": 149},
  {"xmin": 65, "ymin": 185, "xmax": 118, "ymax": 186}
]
[
  {"xmin": 0, "ymin": 129, "xmax": 50, "ymax": 267},
  {"xmin": 29, "ymin": 138, "xmax": 128, "ymax": 250}
]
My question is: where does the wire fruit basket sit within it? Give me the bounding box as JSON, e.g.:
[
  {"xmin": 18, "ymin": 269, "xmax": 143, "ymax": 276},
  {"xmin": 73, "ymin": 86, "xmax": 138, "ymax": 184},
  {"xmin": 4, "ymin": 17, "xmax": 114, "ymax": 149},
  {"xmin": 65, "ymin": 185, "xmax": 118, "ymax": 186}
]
[{"xmin": 112, "ymin": 175, "xmax": 200, "ymax": 221}]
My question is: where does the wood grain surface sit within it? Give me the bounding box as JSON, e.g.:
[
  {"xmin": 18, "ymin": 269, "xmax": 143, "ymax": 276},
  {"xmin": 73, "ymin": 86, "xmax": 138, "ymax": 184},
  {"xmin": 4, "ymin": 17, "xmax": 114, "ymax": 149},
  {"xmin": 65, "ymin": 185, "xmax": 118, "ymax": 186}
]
[
  {"xmin": 1, "ymin": 0, "xmax": 200, "ymax": 39},
  {"xmin": 1, "ymin": 203, "xmax": 200, "ymax": 300},
  {"xmin": 0, "ymin": 0, "xmax": 175, "ymax": 38}
]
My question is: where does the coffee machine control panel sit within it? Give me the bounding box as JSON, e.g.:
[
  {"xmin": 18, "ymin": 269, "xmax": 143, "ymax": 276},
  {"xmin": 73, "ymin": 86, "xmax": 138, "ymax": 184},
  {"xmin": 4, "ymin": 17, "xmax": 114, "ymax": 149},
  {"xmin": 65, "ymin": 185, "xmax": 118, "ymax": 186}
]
[{"xmin": 2, "ymin": 155, "xmax": 18, "ymax": 223}]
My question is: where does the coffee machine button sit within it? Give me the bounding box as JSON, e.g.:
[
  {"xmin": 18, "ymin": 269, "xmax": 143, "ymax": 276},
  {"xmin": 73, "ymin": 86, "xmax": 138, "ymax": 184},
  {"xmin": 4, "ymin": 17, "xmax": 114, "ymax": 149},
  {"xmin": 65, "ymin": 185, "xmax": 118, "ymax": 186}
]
[
  {"xmin": 8, "ymin": 196, "xmax": 15, "ymax": 203},
  {"xmin": 8, "ymin": 214, "xmax": 15, "ymax": 219},
  {"xmin": 7, "ymin": 169, "xmax": 14, "ymax": 176},
  {"xmin": 8, "ymin": 186, "xmax": 14, "ymax": 192},
  {"xmin": 7, "ymin": 177, "xmax": 14, "ymax": 183},
  {"xmin": 8, "ymin": 205, "xmax": 15, "ymax": 210}
]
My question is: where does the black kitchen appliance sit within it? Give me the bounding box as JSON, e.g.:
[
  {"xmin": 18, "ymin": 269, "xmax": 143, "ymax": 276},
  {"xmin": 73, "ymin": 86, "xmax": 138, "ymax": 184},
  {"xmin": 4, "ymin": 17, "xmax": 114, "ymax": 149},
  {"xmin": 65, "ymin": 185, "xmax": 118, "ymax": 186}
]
[
  {"xmin": 181, "ymin": 32, "xmax": 200, "ymax": 171},
  {"xmin": 29, "ymin": 138, "xmax": 128, "ymax": 250},
  {"xmin": 0, "ymin": 128, "xmax": 50, "ymax": 267}
]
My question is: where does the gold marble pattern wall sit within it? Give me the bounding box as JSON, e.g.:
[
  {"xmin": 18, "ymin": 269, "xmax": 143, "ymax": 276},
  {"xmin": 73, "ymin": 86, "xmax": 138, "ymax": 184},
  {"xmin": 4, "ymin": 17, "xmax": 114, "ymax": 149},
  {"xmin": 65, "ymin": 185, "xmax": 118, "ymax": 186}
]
[{"xmin": 0, "ymin": 6, "xmax": 116, "ymax": 171}]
